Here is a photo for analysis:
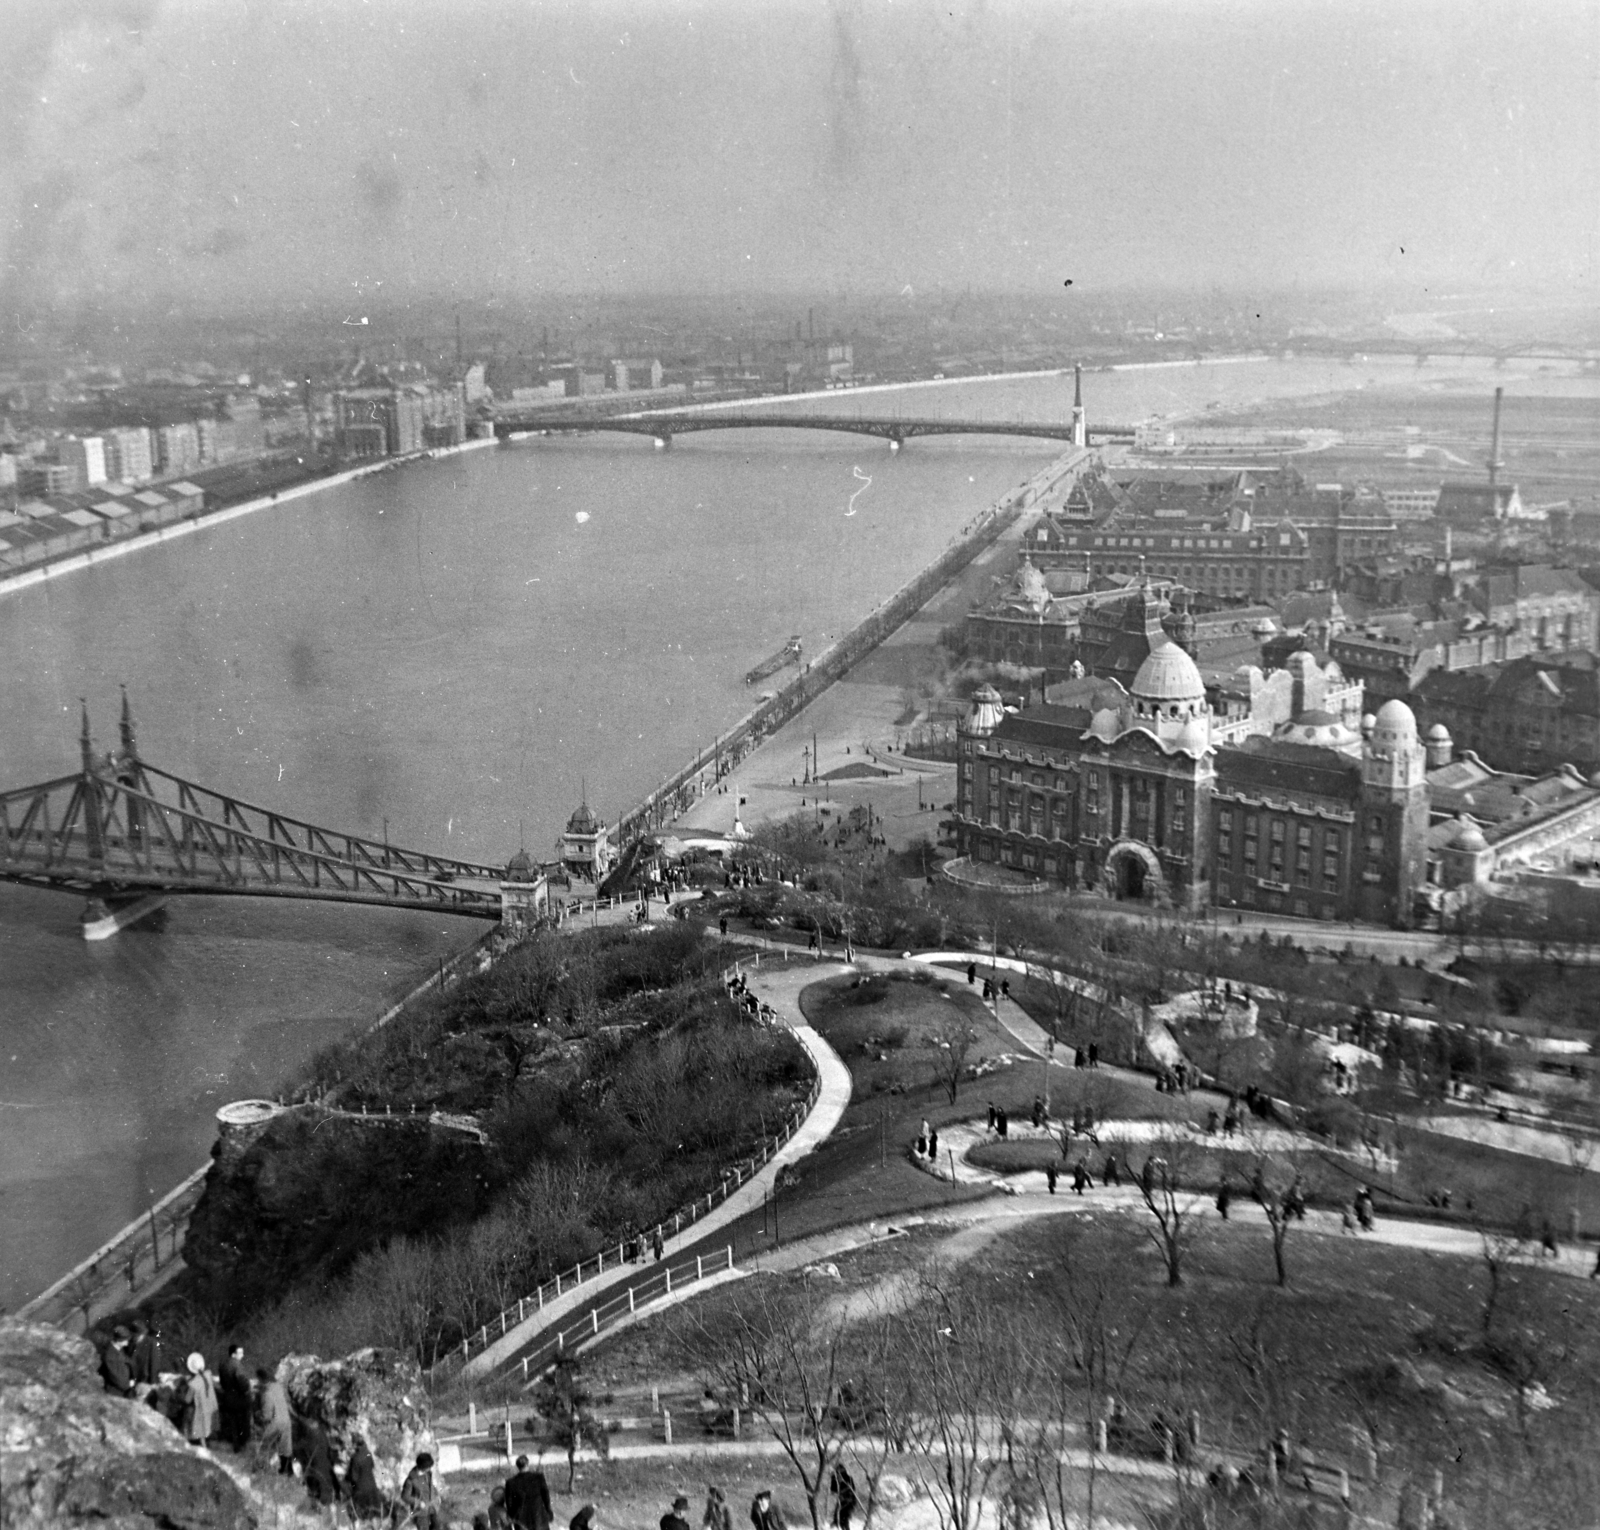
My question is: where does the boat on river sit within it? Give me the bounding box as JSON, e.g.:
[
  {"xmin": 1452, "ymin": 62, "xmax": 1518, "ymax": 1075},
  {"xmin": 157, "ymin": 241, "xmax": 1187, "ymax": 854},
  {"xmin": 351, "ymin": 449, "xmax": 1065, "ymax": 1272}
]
[{"xmin": 745, "ymin": 635, "xmax": 802, "ymax": 685}]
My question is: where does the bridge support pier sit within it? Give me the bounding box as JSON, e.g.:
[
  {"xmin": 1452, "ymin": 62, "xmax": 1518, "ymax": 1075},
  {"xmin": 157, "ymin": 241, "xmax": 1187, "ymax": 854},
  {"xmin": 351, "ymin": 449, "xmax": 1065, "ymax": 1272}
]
[
  {"xmin": 653, "ymin": 435, "xmax": 672, "ymax": 451},
  {"xmin": 81, "ymin": 894, "xmax": 169, "ymax": 941},
  {"xmin": 888, "ymin": 437, "xmax": 902, "ymax": 453}
]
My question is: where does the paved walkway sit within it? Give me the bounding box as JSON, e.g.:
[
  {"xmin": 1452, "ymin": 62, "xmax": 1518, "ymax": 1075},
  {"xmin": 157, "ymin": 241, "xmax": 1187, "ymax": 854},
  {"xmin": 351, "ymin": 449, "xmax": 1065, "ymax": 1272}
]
[{"xmin": 462, "ymin": 952, "xmax": 854, "ymax": 1379}]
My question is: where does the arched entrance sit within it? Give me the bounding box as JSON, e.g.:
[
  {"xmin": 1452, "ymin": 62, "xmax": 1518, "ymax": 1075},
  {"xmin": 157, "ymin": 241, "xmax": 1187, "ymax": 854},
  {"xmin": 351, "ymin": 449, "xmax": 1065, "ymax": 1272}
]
[{"xmin": 1101, "ymin": 840, "xmax": 1167, "ymax": 905}]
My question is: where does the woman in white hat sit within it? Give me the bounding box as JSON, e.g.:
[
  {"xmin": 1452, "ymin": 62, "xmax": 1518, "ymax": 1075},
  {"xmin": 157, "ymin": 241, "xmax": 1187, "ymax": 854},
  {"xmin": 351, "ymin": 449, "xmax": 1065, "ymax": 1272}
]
[{"xmin": 181, "ymin": 1352, "xmax": 219, "ymax": 1445}]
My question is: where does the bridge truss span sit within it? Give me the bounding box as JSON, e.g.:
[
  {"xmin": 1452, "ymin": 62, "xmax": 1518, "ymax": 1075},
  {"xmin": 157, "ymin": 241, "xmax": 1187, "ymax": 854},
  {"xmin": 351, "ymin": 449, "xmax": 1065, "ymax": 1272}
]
[{"xmin": 0, "ymin": 701, "xmax": 507, "ymax": 923}]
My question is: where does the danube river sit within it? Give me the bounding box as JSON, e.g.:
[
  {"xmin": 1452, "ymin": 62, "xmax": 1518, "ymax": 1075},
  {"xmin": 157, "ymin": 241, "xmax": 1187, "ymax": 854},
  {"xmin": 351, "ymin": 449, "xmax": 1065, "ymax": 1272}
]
[{"xmin": 0, "ymin": 353, "xmax": 1571, "ymax": 1309}]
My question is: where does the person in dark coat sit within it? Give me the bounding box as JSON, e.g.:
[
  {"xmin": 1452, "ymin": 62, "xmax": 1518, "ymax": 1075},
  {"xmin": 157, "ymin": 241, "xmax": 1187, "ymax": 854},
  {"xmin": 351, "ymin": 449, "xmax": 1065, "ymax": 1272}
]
[
  {"xmin": 130, "ymin": 1321, "xmax": 161, "ymax": 1386},
  {"xmin": 400, "ymin": 1453, "xmax": 443, "ymax": 1530},
  {"xmin": 653, "ymin": 1228, "xmax": 665, "ymax": 1262},
  {"xmin": 296, "ymin": 1419, "xmax": 338, "ymax": 1506},
  {"xmin": 571, "ymin": 1507, "xmax": 598, "ymax": 1530},
  {"xmin": 662, "ymin": 1496, "xmax": 693, "ymax": 1530},
  {"xmin": 505, "ymin": 1455, "xmax": 554, "ymax": 1530},
  {"xmin": 1071, "ymin": 1161, "xmax": 1093, "ymax": 1194},
  {"xmin": 1103, "ymin": 1153, "xmax": 1121, "ymax": 1186},
  {"xmin": 99, "ymin": 1327, "xmax": 137, "ymax": 1396},
  {"xmin": 1216, "ymin": 1182, "xmax": 1231, "ymax": 1220},
  {"xmin": 1045, "ymin": 1163, "xmax": 1058, "ymax": 1195},
  {"xmin": 347, "ymin": 1438, "xmax": 386, "ymax": 1520},
  {"xmin": 750, "ymin": 1491, "xmax": 784, "ymax": 1530},
  {"xmin": 829, "ymin": 1465, "xmax": 859, "ymax": 1530},
  {"xmin": 218, "ymin": 1344, "xmax": 251, "ymax": 1451}
]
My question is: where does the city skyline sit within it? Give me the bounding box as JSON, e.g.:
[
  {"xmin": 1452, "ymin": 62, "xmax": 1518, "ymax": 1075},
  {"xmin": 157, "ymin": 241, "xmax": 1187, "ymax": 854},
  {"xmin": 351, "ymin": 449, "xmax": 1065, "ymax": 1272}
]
[{"xmin": 3, "ymin": 0, "xmax": 1597, "ymax": 321}]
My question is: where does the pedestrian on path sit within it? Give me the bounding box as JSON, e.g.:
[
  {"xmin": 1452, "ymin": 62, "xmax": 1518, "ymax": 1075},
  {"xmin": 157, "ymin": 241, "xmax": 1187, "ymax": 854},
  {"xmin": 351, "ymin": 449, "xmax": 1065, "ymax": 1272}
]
[
  {"xmin": 130, "ymin": 1320, "xmax": 160, "ymax": 1386},
  {"xmin": 703, "ymin": 1488, "xmax": 733, "ymax": 1530},
  {"xmin": 653, "ymin": 1228, "xmax": 665, "ymax": 1262},
  {"xmin": 506, "ymin": 1454, "xmax": 553, "ymax": 1530},
  {"xmin": 180, "ymin": 1352, "xmax": 218, "ymax": 1446},
  {"xmin": 253, "ymin": 1368, "xmax": 293, "ymax": 1473},
  {"xmin": 346, "ymin": 1438, "xmax": 386, "ymax": 1520},
  {"xmin": 218, "ymin": 1344, "xmax": 251, "ymax": 1451},
  {"xmin": 1046, "ymin": 1163, "xmax": 1058, "ymax": 1194},
  {"xmin": 1216, "ymin": 1181, "xmax": 1231, "ymax": 1220},
  {"xmin": 751, "ymin": 1491, "xmax": 784, "ymax": 1530},
  {"xmin": 1088, "ymin": 1041, "xmax": 1100, "ymax": 1068},
  {"xmin": 1591, "ymin": 1246, "xmax": 1600, "ymax": 1279},
  {"xmin": 1103, "ymin": 1152, "xmax": 1121, "ymax": 1186},
  {"xmin": 99, "ymin": 1327, "xmax": 136, "ymax": 1397},
  {"xmin": 830, "ymin": 1465, "xmax": 859, "ymax": 1530},
  {"xmin": 927, "ymin": 1125, "xmax": 938, "ymax": 1158},
  {"xmin": 987, "ymin": 1102, "xmax": 997, "ymax": 1132},
  {"xmin": 967, "ymin": 963, "xmax": 976, "ymax": 985},
  {"xmin": 1354, "ymin": 1187, "xmax": 1374, "ymax": 1232},
  {"xmin": 1071, "ymin": 1161, "xmax": 1093, "ymax": 1195},
  {"xmin": 997, "ymin": 1108, "xmax": 1009, "ymax": 1139},
  {"xmin": 1542, "ymin": 1219, "xmax": 1560, "ymax": 1259}
]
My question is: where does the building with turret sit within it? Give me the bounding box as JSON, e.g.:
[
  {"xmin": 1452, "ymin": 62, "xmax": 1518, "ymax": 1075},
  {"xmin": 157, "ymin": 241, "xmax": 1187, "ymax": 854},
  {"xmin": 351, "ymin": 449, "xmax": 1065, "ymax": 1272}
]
[{"xmin": 954, "ymin": 633, "xmax": 1438, "ymax": 925}]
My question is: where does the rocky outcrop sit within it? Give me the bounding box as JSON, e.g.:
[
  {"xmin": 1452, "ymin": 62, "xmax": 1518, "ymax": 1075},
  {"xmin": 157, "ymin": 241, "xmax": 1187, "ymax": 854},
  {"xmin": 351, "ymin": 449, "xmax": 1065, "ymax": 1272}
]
[
  {"xmin": 1, "ymin": 1320, "xmax": 257, "ymax": 1530},
  {"xmin": 278, "ymin": 1347, "xmax": 432, "ymax": 1494},
  {"xmin": 183, "ymin": 1105, "xmax": 493, "ymax": 1322}
]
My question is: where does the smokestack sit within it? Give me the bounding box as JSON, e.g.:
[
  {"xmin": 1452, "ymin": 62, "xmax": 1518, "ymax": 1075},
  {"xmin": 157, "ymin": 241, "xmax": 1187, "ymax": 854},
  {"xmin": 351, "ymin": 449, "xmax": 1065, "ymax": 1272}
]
[
  {"xmin": 1074, "ymin": 363, "xmax": 1083, "ymax": 409},
  {"xmin": 1488, "ymin": 386, "xmax": 1504, "ymax": 494}
]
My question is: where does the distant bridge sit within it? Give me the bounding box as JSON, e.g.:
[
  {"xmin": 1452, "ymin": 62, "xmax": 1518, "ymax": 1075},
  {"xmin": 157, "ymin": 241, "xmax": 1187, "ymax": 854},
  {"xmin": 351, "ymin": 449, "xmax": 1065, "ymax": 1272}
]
[
  {"xmin": 1, "ymin": 698, "xmax": 507, "ymax": 934},
  {"xmin": 494, "ymin": 409, "xmax": 1134, "ymax": 447}
]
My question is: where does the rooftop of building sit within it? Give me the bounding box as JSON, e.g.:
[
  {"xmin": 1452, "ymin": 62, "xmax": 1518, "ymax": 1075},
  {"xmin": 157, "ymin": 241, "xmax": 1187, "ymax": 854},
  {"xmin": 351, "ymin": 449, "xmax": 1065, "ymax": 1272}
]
[{"xmin": 1216, "ymin": 736, "xmax": 1363, "ymax": 802}]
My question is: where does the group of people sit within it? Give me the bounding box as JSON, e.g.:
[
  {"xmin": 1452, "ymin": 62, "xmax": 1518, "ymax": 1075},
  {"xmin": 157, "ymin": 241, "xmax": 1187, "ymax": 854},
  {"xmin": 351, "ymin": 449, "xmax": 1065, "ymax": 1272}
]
[
  {"xmin": 662, "ymin": 1478, "xmax": 855, "ymax": 1530},
  {"xmin": 913, "ymin": 1118, "xmax": 940, "ymax": 1160},
  {"xmin": 95, "ymin": 1328, "xmax": 439, "ymax": 1521}
]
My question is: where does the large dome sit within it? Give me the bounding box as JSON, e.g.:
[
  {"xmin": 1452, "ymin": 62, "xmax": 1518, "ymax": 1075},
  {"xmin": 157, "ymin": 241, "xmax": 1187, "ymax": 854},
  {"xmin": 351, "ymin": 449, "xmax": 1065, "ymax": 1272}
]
[
  {"xmin": 1131, "ymin": 638, "xmax": 1206, "ymax": 704},
  {"xmin": 1372, "ymin": 698, "xmax": 1419, "ymax": 745}
]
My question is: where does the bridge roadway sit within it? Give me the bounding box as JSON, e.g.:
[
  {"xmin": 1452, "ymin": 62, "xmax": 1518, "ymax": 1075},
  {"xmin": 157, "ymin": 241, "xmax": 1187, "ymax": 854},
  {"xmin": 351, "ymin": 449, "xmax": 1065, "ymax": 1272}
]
[{"xmin": 495, "ymin": 409, "xmax": 1133, "ymax": 446}]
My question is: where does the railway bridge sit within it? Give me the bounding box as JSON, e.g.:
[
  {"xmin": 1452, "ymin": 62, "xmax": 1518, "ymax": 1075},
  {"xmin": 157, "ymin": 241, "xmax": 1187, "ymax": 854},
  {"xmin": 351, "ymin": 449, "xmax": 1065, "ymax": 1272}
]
[{"xmin": 0, "ymin": 695, "xmax": 512, "ymax": 937}]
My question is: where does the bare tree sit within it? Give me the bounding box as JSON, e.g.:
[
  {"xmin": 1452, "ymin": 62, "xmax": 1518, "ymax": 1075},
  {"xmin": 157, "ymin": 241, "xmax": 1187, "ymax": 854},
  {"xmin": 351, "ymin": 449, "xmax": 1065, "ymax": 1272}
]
[
  {"xmin": 1021, "ymin": 1225, "xmax": 1153, "ymax": 1530},
  {"xmin": 1243, "ymin": 1130, "xmax": 1313, "ymax": 1288},
  {"xmin": 1133, "ymin": 1132, "xmax": 1205, "ymax": 1287},
  {"xmin": 676, "ymin": 1276, "xmax": 893, "ymax": 1530},
  {"xmin": 933, "ymin": 1010, "xmax": 979, "ymax": 1105},
  {"xmin": 893, "ymin": 1267, "xmax": 1030, "ymax": 1530}
]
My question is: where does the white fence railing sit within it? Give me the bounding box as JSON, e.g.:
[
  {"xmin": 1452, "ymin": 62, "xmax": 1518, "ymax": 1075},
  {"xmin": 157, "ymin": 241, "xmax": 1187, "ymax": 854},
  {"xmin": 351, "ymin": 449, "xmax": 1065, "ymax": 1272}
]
[{"xmin": 428, "ymin": 950, "xmax": 814, "ymax": 1381}]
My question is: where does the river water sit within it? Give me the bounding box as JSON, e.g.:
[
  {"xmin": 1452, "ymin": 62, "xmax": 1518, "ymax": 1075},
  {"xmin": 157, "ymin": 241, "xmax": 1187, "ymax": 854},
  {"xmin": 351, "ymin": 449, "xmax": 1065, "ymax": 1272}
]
[{"xmin": 0, "ymin": 352, "xmax": 1579, "ymax": 1309}]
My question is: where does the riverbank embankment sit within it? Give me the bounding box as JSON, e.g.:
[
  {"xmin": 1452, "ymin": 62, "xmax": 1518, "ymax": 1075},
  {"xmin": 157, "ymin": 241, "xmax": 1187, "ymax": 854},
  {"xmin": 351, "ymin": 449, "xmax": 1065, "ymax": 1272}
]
[
  {"xmin": 0, "ymin": 437, "xmax": 497, "ymax": 604},
  {"xmin": 614, "ymin": 447, "xmax": 1092, "ymax": 845}
]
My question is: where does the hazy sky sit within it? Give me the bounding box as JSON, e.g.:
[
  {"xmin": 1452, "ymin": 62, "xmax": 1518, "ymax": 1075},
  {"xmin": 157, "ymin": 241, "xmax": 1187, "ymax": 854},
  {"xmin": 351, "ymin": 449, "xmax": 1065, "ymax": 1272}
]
[{"xmin": 3, "ymin": 0, "xmax": 1596, "ymax": 312}]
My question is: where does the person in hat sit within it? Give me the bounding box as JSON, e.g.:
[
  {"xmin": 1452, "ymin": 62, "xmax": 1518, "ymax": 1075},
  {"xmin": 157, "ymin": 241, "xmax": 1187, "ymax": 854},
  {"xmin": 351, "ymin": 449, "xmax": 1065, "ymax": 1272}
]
[
  {"xmin": 570, "ymin": 1508, "xmax": 598, "ymax": 1530},
  {"xmin": 180, "ymin": 1352, "xmax": 218, "ymax": 1445},
  {"xmin": 661, "ymin": 1496, "xmax": 692, "ymax": 1530},
  {"xmin": 750, "ymin": 1490, "xmax": 784, "ymax": 1530},
  {"xmin": 99, "ymin": 1326, "xmax": 137, "ymax": 1397}
]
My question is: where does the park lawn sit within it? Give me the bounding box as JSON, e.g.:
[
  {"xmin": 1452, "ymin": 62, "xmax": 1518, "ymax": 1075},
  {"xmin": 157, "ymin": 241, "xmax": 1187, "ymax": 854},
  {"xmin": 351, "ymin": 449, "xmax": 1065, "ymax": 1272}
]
[
  {"xmin": 1391, "ymin": 1122, "xmax": 1600, "ymax": 1231},
  {"xmin": 800, "ymin": 969, "xmax": 1022, "ymax": 1102},
  {"xmin": 978, "ymin": 1209, "xmax": 1600, "ymax": 1522}
]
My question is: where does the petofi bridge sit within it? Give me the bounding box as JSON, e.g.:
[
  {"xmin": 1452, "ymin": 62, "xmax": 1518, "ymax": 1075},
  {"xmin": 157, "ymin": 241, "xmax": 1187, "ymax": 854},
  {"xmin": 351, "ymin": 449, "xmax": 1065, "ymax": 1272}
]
[
  {"xmin": 494, "ymin": 408, "xmax": 1134, "ymax": 449},
  {"xmin": 0, "ymin": 697, "xmax": 509, "ymax": 938}
]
